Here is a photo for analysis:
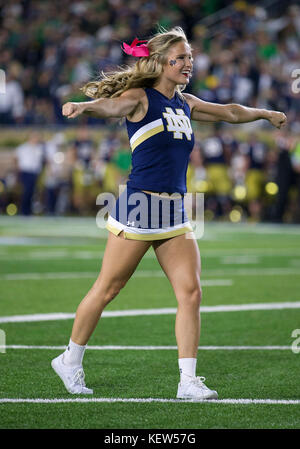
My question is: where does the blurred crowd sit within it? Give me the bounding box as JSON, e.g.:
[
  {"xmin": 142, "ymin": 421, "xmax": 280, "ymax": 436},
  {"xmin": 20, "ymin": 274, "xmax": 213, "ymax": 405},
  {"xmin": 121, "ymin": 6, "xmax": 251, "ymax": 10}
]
[
  {"xmin": 0, "ymin": 0, "xmax": 300, "ymax": 222},
  {"xmin": 1, "ymin": 125, "xmax": 300, "ymax": 223},
  {"xmin": 0, "ymin": 0, "xmax": 300, "ymax": 127}
]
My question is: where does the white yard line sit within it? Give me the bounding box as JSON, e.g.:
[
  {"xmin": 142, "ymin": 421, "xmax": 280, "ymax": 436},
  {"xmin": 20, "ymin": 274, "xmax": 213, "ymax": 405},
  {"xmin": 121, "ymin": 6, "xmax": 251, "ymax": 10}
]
[
  {"xmin": 0, "ymin": 272, "xmax": 100, "ymax": 280},
  {"xmin": 0, "ymin": 272, "xmax": 233, "ymax": 284},
  {"xmin": 219, "ymin": 256, "xmax": 260, "ymax": 265},
  {"xmin": 202, "ymin": 267, "xmax": 300, "ymax": 276},
  {"xmin": 0, "ymin": 301, "xmax": 300, "ymax": 324},
  {"xmin": 0, "ymin": 267, "xmax": 299, "ymax": 281},
  {"xmin": 0, "ymin": 397, "xmax": 299, "ymax": 405},
  {"xmin": 0, "ymin": 249, "xmax": 299, "ymax": 260},
  {"xmin": 0, "ymin": 345, "xmax": 292, "ymax": 351}
]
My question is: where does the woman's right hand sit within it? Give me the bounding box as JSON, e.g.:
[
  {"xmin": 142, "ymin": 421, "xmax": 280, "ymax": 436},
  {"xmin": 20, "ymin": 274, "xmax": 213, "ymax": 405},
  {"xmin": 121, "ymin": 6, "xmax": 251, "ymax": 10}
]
[{"xmin": 62, "ymin": 102, "xmax": 86, "ymax": 119}]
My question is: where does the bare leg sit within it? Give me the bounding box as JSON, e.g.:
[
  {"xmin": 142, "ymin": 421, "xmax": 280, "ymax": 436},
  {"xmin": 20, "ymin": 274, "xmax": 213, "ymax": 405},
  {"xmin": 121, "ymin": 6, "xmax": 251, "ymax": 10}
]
[
  {"xmin": 71, "ymin": 232, "xmax": 152, "ymax": 345},
  {"xmin": 153, "ymin": 232, "xmax": 202, "ymax": 358}
]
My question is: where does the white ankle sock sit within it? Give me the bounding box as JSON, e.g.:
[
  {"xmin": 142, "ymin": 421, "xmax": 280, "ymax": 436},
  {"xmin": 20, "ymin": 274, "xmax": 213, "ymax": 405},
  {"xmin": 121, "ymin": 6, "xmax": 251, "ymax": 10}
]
[
  {"xmin": 178, "ymin": 358, "xmax": 197, "ymax": 383},
  {"xmin": 63, "ymin": 339, "xmax": 86, "ymax": 367}
]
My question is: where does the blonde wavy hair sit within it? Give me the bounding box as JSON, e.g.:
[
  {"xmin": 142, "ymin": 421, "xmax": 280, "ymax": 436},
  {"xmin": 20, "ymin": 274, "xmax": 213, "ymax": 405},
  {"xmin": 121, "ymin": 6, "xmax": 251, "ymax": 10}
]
[{"xmin": 81, "ymin": 27, "xmax": 190, "ymax": 101}]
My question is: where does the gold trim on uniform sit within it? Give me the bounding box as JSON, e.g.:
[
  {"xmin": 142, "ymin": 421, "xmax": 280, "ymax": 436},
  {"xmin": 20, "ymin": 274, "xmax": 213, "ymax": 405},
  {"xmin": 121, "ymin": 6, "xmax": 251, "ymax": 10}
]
[
  {"xmin": 106, "ymin": 221, "xmax": 193, "ymax": 240},
  {"xmin": 130, "ymin": 119, "xmax": 164, "ymax": 152}
]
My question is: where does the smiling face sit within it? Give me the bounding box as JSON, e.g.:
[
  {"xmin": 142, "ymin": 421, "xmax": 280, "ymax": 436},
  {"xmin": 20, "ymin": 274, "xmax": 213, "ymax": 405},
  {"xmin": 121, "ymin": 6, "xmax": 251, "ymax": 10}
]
[{"xmin": 162, "ymin": 40, "xmax": 193, "ymax": 86}]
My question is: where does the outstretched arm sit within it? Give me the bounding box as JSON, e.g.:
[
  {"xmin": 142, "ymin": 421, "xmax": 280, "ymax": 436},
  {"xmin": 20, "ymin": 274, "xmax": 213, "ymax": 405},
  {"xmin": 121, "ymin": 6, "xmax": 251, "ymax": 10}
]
[
  {"xmin": 183, "ymin": 93, "xmax": 287, "ymax": 129},
  {"xmin": 62, "ymin": 88, "xmax": 143, "ymax": 119}
]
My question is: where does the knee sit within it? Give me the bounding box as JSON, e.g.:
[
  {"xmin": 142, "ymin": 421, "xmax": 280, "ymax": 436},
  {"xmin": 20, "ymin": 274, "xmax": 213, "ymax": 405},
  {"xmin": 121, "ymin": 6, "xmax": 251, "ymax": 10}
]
[
  {"xmin": 93, "ymin": 277, "xmax": 127, "ymax": 305},
  {"xmin": 190, "ymin": 286, "xmax": 202, "ymax": 308},
  {"xmin": 178, "ymin": 284, "xmax": 202, "ymax": 309}
]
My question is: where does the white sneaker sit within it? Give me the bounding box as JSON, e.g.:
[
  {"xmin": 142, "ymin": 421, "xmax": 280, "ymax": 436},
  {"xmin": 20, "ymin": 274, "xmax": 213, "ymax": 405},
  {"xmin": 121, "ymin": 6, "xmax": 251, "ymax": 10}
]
[
  {"xmin": 177, "ymin": 376, "xmax": 218, "ymax": 400},
  {"xmin": 51, "ymin": 353, "xmax": 93, "ymax": 395}
]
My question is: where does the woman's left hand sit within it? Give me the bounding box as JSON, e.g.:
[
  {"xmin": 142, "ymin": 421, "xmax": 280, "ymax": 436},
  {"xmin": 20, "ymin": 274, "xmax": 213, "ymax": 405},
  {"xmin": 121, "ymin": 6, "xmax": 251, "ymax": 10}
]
[{"xmin": 268, "ymin": 111, "xmax": 287, "ymax": 129}]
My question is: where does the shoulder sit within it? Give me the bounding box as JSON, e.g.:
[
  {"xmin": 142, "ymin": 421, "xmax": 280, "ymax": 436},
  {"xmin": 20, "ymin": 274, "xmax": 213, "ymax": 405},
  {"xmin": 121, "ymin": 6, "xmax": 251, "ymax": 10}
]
[
  {"xmin": 123, "ymin": 88, "xmax": 148, "ymax": 122},
  {"xmin": 182, "ymin": 93, "xmax": 198, "ymax": 110},
  {"xmin": 120, "ymin": 88, "xmax": 147, "ymax": 101}
]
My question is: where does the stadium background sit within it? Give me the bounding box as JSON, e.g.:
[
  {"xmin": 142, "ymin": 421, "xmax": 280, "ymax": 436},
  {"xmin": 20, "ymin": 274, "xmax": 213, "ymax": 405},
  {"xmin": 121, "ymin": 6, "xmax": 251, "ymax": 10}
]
[
  {"xmin": 1, "ymin": 0, "xmax": 300, "ymax": 432},
  {"xmin": 0, "ymin": 0, "xmax": 299, "ymax": 223}
]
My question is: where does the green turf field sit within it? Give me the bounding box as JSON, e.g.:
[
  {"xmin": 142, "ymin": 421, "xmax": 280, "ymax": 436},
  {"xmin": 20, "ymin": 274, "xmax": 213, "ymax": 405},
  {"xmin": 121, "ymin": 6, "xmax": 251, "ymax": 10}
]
[{"xmin": 0, "ymin": 217, "xmax": 300, "ymax": 429}]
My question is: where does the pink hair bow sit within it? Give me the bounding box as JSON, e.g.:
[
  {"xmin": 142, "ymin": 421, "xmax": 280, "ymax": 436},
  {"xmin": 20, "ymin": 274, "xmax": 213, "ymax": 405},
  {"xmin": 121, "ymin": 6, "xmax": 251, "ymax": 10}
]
[{"xmin": 122, "ymin": 38, "xmax": 150, "ymax": 57}]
